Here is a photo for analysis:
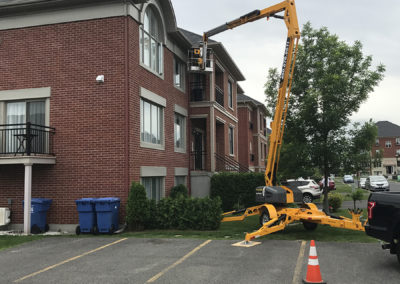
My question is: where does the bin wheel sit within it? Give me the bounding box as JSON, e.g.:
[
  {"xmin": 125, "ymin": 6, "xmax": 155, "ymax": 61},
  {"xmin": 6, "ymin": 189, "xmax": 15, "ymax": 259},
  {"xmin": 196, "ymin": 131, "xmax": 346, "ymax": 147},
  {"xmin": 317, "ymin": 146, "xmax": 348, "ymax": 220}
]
[
  {"xmin": 45, "ymin": 224, "xmax": 50, "ymax": 232},
  {"xmin": 76, "ymin": 226, "xmax": 81, "ymax": 235},
  {"xmin": 109, "ymin": 224, "xmax": 115, "ymax": 235},
  {"xmin": 93, "ymin": 225, "xmax": 98, "ymax": 235},
  {"xmin": 31, "ymin": 224, "xmax": 41, "ymax": 235},
  {"xmin": 302, "ymin": 221, "xmax": 318, "ymax": 231}
]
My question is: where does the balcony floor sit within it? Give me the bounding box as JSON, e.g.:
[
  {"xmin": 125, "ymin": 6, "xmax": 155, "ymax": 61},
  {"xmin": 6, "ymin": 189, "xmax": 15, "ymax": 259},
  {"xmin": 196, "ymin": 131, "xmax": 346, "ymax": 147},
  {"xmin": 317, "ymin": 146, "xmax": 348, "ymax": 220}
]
[{"xmin": 0, "ymin": 155, "xmax": 56, "ymax": 165}]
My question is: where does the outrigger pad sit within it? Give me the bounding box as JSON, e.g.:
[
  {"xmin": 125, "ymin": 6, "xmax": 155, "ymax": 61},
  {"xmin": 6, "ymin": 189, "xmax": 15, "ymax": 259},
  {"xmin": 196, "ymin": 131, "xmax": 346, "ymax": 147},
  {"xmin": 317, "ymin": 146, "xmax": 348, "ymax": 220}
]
[{"xmin": 232, "ymin": 240, "xmax": 261, "ymax": 247}]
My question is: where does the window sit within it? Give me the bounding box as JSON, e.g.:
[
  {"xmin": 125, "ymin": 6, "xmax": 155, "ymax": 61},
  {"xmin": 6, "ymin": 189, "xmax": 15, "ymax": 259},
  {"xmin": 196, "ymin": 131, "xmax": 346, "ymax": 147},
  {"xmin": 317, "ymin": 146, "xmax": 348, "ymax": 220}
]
[
  {"xmin": 385, "ymin": 141, "xmax": 392, "ymax": 148},
  {"xmin": 174, "ymin": 113, "xmax": 185, "ymax": 152},
  {"xmin": 396, "ymin": 149, "xmax": 400, "ymax": 156},
  {"xmin": 142, "ymin": 177, "xmax": 163, "ymax": 201},
  {"xmin": 174, "ymin": 57, "xmax": 185, "ymax": 90},
  {"xmin": 228, "ymin": 81, "xmax": 233, "ymax": 108},
  {"xmin": 375, "ymin": 150, "xmax": 380, "ymax": 155},
  {"xmin": 140, "ymin": 99, "xmax": 163, "ymax": 145},
  {"xmin": 140, "ymin": 6, "xmax": 163, "ymax": 75},
  {"xmin": 396, "ymin": 138, "xmax": 400, "ymax": 145},
  {"xmin": 375, "ymin": 139, "xmax": 379, "ymax": 146},
  {"xmin": 229, "ymin": 126, "xmax": 234, "ymax": 155},
  {"xmin": 174, "ymin": 176, "xmax": 186, "ymax": 186}
]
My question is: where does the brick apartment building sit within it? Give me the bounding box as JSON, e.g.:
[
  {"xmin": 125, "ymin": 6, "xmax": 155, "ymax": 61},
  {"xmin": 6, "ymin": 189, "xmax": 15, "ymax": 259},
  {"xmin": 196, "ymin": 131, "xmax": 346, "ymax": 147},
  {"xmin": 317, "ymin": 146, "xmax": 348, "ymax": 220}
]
[
  {"xmin": 0, "ymin": 0, "xmax": 261, "ymax": 233},
  {"xmin": 237, "ymin": 92, "xmax": 269, "ymax": 173},
  {"xmin": 371, "ymin": 121, "xmax": 400, "ymax": 176}
]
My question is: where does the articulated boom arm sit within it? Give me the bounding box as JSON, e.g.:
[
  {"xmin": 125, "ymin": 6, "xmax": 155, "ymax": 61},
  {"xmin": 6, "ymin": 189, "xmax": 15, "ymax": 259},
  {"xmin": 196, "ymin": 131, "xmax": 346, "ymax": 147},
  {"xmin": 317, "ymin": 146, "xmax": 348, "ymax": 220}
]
[{"xmin": 201, "ymin": 0, "xmax": 300, "ymax": 187}]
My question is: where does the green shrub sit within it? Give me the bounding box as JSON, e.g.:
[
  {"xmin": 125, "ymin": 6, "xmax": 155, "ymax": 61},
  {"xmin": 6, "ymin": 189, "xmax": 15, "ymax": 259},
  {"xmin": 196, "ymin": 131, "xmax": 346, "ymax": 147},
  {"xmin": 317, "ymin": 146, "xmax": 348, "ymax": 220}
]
[
  {"xmin": 328, "ymin": 192, "xmax": 344, "ymax": 212},
  {"xmin": 156, "ymin": 196, "xmax": 222, "ymax": 230},
  {"xmin": 169, "ymin": 184, "xmax": 188, "ymax": 199},
  {"xmin": 210, "ymin": 172, "xmax": 265, "ymax": 211},
  {"xmin": 126, "ymin": 181, "xmax": 150, "ymax": 231},
  {"xmin": 350, "ymin": 189, "xmax": 364, "ymax": 209}
]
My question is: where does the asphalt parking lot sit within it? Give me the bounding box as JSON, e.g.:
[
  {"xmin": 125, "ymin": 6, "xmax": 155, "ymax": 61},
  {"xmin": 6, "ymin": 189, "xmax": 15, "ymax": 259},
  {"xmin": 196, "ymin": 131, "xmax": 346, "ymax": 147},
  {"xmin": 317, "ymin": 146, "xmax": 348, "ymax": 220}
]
[{"xmin": 0, "ymin": 237, "xmax": 399, "ymax": 284}]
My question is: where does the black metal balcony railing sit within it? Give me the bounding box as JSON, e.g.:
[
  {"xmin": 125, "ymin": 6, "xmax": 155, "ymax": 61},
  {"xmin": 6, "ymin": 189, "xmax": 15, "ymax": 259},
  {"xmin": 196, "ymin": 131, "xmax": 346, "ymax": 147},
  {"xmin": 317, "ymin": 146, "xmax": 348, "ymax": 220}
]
[
  {"xmin": 190, "ymin": 81, "xmax": 206, "ymax": 102},
  {"xmin": 215, "ymin": 152, "xmax": 250, "ymax": 173},
  {"xmin": 215, "ymin": 85, "xmax": 224, "ymax": 107},
  {"xmin": 0, "ymin": 123, "xmax": 55, "ymax": 156}
]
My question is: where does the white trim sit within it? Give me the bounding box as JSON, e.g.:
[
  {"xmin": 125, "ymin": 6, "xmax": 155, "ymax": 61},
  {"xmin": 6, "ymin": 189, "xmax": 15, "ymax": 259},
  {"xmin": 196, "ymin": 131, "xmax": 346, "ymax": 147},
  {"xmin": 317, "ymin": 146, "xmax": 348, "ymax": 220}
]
[
  {"xmin": 214, "ymin": 103, "xmax": 238, "ymax": 123},
  {"xmin": 216, "ymin": 116, "xmax": 226, "ymax": 124},
  {"xmin": 174, "ymin": 167, "xmax": 188, "ymax": 176},
  {"xmin": 174, "ymin": 104, "xmax": 188, "ymax": 117},
  {"xmin": 140, "ymin": 141, "xmax": 165, "ymax": 151},
  {"xmin": 140, "ymin": 166, "xmax": 167, "ymax": 177},
  {"xmin": 0, "ymin": 87, "xmax": 51, "ymax": 101},
  {"xmin": 140, "ymin": 87, "xmax": 166, "ymax": 107},
  {"xmin": 174, "ymin": 112, "xmax": 186, "ymax": 153},
  {"xmin": 0, "ymin": 157, "xmax": 56, "ymax": 165},
  {"xmin": 190, "ymin": 114, "xmax": 208, "ymax": 119},
  {"xmin": 0, "ymin": 3, "xmax": 133, "ymax": 31}
]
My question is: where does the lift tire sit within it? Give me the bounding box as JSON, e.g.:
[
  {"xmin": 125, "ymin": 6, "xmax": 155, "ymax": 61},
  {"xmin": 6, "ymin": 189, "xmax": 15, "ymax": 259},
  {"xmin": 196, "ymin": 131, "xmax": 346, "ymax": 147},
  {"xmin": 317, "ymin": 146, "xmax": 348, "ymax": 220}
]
[
  {"xmin": 259, "ymin": 210, "xmax": 270, "ymax": 226},
  {"xmin": 76, "ymin": 226, "xmax": 81, "ymax": 236},
  {"xmin": 302, "ymin": 193, "xmax": 313, "ymax": 204},
  {"xmin": 396, "ymin": 242, "xmax": 400, "ymax": 265},
  {"xmin": 302, "ymin": 221, "xmax": 318, "ymax": 231}
]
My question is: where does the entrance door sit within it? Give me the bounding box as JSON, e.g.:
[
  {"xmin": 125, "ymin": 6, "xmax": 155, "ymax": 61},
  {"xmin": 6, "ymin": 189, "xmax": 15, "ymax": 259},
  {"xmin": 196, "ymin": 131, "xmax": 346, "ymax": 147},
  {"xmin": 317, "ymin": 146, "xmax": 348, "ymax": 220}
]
[{"xmin": 193, "ymin": 130, "xmax": 204, "ymax": 170}]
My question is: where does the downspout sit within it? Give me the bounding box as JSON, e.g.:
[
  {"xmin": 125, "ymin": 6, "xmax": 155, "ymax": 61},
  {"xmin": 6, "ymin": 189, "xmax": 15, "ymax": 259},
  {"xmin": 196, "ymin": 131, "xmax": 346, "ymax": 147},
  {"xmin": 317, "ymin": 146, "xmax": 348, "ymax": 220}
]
[{"xmin": 124, "ymin": 0, "xmax": 130, "ymax": 191}]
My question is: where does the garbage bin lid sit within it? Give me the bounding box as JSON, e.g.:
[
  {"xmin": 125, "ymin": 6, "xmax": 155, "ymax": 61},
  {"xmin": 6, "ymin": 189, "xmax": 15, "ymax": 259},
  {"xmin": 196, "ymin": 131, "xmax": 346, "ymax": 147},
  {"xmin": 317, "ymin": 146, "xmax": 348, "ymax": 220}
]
[
  {"xmin": 75, "ymin": 198, "xmax": 96, "ymax": 203},
  {"xmin": 24, "ymin": 198, "xmax": 52, "ymax": 204},
  {"xmin": 96, "ymin": 197, "xmax": 120, "ymax": 203}
]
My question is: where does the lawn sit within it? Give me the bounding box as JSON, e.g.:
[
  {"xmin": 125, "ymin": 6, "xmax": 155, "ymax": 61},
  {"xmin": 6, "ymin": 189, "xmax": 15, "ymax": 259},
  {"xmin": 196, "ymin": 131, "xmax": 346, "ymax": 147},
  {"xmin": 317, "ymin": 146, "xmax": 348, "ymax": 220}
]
[
  {"xmin": 121, "ymin": 209, "xmax": 376, "ymax": 243},
  {"xmin": 0, "ymin": 235, "xmax": 44, "ymax": 251}
]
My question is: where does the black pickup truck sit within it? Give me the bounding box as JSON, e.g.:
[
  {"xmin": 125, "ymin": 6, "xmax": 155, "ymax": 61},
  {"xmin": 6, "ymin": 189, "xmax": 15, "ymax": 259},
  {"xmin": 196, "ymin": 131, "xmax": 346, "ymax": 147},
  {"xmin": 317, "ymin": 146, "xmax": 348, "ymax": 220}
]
[{"xmin": 365, "ymin": 192, "xmax": 400, "ymax": 264}]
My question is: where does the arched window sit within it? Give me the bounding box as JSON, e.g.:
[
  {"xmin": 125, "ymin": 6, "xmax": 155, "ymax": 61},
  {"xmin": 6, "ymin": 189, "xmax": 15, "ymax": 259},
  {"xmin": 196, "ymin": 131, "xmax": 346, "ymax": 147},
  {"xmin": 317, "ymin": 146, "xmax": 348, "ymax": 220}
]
[{"xmin": 140, "ymin": 6, "xmax": 163, "ymax": 75}]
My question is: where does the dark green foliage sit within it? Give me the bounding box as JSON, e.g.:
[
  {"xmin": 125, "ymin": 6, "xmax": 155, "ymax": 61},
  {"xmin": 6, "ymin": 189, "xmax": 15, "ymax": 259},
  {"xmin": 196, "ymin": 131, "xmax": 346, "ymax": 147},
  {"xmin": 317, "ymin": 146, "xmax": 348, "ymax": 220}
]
[
  {"xmin": 156, "ymin": 196, "xmax": 222, "ymax": 230},
  {"xmin": 350, "ymin": 189, "xmax": 364, "ymax": 210},
  {"xmin": 126, "ymin": 181, "xmax": 150, "ymax": 231},
  {"xmin": 328, "ymin": 192, "xmax": 344, "ymax": 212},
  {"xmin": 210, "ymin": 172, "xmax": 265, "ymax": 211},
  {"xmin": 169, "ymin": 184, "xmax": 188, "ymax": 199}
]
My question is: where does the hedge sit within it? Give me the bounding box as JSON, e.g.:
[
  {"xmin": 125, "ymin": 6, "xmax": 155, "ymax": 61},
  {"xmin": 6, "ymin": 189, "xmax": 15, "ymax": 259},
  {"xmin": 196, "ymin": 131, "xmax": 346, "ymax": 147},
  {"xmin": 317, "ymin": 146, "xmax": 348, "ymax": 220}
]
[
  {"xmin": 126, "ymin": 183, "xmax": 222, "ymax": 231},
  {"xmin": 210, "ymin": 172, "xmax": 265, "ymax": 211}
]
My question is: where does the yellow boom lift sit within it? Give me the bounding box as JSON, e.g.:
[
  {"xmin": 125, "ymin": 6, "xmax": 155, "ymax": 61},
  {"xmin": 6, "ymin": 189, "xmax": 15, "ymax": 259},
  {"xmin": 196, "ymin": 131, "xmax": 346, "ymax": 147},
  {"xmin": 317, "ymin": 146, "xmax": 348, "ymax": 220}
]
[{"xmin": 190, "ymin": 0, "xmax": 365, "ymax": 245}]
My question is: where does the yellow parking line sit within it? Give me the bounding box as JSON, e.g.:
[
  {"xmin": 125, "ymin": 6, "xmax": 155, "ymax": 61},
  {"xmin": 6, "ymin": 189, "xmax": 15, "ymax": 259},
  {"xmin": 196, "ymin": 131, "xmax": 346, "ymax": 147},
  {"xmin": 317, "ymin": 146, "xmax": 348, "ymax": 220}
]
[
  {"xmin": 14, "ymin": 238, "xmax": 128, "ymax": 283},
  {"xmin": 292, "ymin": 240, "xmax": 306, "ymax": 284},
  {"xmin": 146, "ymin": 239, "xmax": 212, "ymax": 283}
]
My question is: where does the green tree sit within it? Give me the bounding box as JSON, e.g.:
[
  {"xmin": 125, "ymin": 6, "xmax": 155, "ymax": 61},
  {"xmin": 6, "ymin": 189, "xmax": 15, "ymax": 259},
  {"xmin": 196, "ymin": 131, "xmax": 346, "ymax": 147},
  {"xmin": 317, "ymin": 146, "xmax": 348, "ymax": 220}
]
[{"xmin": 264, "ymin": 22, "xmax": 385, "ymax": 211}]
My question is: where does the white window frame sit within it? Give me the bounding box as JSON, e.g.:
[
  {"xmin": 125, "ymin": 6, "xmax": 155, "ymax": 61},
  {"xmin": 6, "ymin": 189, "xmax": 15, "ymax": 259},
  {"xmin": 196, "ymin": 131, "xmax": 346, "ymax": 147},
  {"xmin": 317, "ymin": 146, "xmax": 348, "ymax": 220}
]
[
  {"xmin": 141, "ymin": 177, "xmax": 164, "ymax": 201},
  {"xmin": 139, "ymin": 6, "xmax": 164, "ymax": 77},
  {"xmin": 385, "ymin": 141, "xmax": 392, "ymax": 148},
  {"xmin": 174, "ymin": 113, "xmax": 186, "ymax": 153},
  {"xmin": 173, "ymin": 57, "xmax": 185, "ymax": 92},
  {"xmin": 375, "ymin": 138, "xmax": 379, "ymax": 146},
  {"xmin": 396, "ymin": 138, "xmax": 400, "ymax": 145},
  {"xmin": 228, "ymin": 80, "xmax": 233, "ymax": 109},
  {"xmin": 396, "ymin": 149, "xmax": 400, "ymax": 156},
  {"xmin": 228, "ymin": 126, "xmax": 234, "ymax": 156}
]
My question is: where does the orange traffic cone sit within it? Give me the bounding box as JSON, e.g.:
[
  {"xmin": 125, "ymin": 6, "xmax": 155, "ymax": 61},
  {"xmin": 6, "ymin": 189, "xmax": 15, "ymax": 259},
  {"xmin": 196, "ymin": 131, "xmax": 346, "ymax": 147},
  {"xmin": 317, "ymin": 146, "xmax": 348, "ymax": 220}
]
[{"xmin": 303, "ymin": 240, "xmax": 326, "ymax": 284}]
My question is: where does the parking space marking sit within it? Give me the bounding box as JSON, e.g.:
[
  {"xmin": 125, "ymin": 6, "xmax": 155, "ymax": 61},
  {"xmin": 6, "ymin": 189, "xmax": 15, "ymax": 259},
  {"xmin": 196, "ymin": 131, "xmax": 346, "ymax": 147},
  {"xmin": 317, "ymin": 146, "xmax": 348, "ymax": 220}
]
[
  {"xmin": 292, "ymin": 240, "xmax": 306, "ymax": 284},
  {"xmin": 14, "ymin": 238, "xmax": 128, "ymax": 283},
  {"xmin": 145, "ymin": 239, "xmax": 212, "ymax": 283}
]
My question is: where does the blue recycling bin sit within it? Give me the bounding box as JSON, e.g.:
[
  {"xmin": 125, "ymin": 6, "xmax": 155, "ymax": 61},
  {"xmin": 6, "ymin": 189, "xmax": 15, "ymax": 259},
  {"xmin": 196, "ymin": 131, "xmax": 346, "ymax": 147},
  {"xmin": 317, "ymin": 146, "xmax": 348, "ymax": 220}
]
[
  {"xmin": 94, "ymin": 197, "xmax": 120, "ymax": 233},
  {"xmin": 23, "ymin": 198, "xmax": 52, "ymax": 234},
  {"xmin": 75, "ymin": 198, "xmax": 97, "ymax": 235}
]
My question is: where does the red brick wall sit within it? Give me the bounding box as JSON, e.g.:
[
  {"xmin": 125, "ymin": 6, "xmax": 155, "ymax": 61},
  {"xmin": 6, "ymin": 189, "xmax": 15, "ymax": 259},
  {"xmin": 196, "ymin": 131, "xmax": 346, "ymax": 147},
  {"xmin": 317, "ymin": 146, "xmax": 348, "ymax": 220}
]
[
  {"xmin": 372, "ymin": 137, "xmax": 400, "ymax": 158},
  {"xmin": 0, "ymin": 16, "xmax": 189, "ymax": 225},
  {"xmin": 238, "ymin": 106, "xmax": 250, "ymax": 167}
]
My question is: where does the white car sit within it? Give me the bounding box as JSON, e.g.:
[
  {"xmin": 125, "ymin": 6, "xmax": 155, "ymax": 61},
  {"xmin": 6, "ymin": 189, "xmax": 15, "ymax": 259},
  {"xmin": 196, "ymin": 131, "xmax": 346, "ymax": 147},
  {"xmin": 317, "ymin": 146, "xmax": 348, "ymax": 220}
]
[
  {"xmin": 283, "ymin": 179, "xmax": 322, "ymax": 203},
  {"xmin": 359, "ymin": 178, "xmax": 367, "ymax": 189},
  {"xmin": 365, "ymin": 176, "xmax": 390, "ymax": 192}
]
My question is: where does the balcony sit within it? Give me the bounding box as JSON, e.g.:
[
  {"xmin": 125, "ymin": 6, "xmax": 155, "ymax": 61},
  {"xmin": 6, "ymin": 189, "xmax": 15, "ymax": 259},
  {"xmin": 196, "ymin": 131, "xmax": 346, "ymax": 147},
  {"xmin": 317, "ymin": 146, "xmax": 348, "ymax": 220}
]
[
  {"xmin": 215, "ymin": 85, "xmax": 224, "ymax": 107},
  {"xmin": 0, "ymin": 123, "xmax": 56, "ymax": 164}
]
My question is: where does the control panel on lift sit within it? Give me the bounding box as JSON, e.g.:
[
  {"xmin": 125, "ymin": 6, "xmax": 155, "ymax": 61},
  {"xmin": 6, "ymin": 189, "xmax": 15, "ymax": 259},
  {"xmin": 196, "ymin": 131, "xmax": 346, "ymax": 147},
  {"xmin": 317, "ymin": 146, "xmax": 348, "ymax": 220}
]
[{"xmin": 187, "ymin": 46, "xmax": 213, "ymax": 72}]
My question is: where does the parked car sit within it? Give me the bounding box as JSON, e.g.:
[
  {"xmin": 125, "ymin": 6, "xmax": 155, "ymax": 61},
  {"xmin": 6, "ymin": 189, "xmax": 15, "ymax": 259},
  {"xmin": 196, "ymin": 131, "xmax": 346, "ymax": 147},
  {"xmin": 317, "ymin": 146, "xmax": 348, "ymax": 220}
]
[
  {"xmin": 343, "ymin": 175, "xmax": 354, "ymax": 183},
  {"xmin": 318, "ymin": 177, "xmax": 336, "ymax": 191},
  {"xmin": 365, "ymin": 175, "xmax": 390, "ymax": 192},
  {"xmin": 283, "ymin": 179, "xmax": 322, "ymax": 203},
  {"xmin": 359, "ymin": 177, "xmax": 367, "ymax": 189},
  {"xmin": 365, "ymin": 192, "xmax": 400, "ymax": 265}
]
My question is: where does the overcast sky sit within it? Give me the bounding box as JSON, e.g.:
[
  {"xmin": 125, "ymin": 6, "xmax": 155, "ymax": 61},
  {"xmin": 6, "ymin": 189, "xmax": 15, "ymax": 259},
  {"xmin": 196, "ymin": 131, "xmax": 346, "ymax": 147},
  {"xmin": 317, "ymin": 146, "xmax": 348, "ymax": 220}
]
[{"xmin": 172, "ymin": 0, "xmax": 400, "ymax": 126}]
